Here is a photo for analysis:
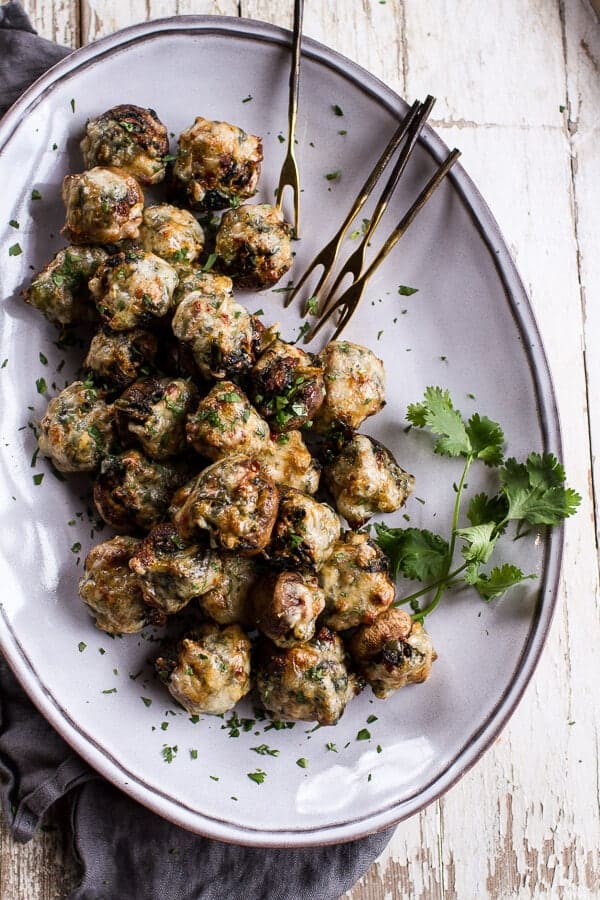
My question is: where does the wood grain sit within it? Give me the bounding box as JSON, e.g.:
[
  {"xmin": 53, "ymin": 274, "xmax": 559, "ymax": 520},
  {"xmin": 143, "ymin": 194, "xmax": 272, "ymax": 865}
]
[
  {"xmin": 4, "ymin": 1, "xmax": 600, "ymax": 897},
  {"xmin": 22, "ymin": 0, "xmax": 79, "ymax": 48}
]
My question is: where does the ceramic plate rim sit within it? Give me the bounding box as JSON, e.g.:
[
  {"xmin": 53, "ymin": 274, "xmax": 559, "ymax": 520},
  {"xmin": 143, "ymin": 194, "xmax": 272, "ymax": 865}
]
[{"xmin": 0, "ymin": 14, "xmax": 563, "ymax": 847}]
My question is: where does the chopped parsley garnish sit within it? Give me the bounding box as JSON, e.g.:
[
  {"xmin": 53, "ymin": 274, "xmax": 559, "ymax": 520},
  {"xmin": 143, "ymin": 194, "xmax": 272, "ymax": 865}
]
[
  {"xmin": 102, "ymin": 688, "xmax": 117, "ymax": 695},
  {"xmin": 333, "ymin": 104, "xmax": 344, "ymax": 116},
  {"xmin": 9, "ymin": 219, "xmax": 19, "ymax": 229},
  {"xmin": 398, "ymin": 285, "xmax": 419, "ymax": 296},
  {"xmin": 141, "ymin": 697, "xmax": 152, "ymax": 707},
  {"xmin": 356, "ymin": 729, "xmax": 371, "ymax": 741},
  {"xmin": 325, "ymin": 170, "xmax": 341, "ymax": 181},
  {"xmin": 366, "ymin": 714, "xmax": 378, "ymax": 724},
  {"xmin": 39, "ymin": 352, "xmax": 48, "ymax": 365},
  {"xmin": 32, "ymin": 473, "xmax": 44, "ymax": 486},
  {"xmin": 9, "ymin": 243, "xmax": 22, "ymax": 257},
  {"xmin": 326, "ymin": 742, "xmax": 338, "ymax": 752},
  {"xmin": 305, "ymin": 295, "xmax": 318, "ymax": 315},
  {"xmin": 293, "ymin": 322, "xmax": 310, "ymax": 344},
  {"xmin": 296, "ymin": 757, "xmax": 308, "ymax": 768},
  {"xmin": 70, "ymin": 542, "xmax": 81, "ymax": 554},
  {"xmin": 31, "ymin": 189, "xmax": 42, "ymax": 201},
  {"xmin": 78, "ymin": 642, "xmax": 87, "ymax": 653},
  {"xmin": 162, "ymin": 744, "xmax": 178, "ymax": 763},
  {"xmin": 190, "ymin": 749, "xmax": 198, "ymax": 760},
  {"xmin": 251, "ymin": 744, "xmax": 279, "ymax": 756},
  {"xmin": 202, "ymin": 253, "xmax": 218, "ymax": 272},
  {"xmin": 70, "ymin": 98, "xmax": 76, "ymax": 113},
  {"xmin": 247, "ymin": 769, "xmax": 267, "ymax": 784},
  {"xmin": 36, "ymin": 377, "xmax": 47, "ymax": 394}
]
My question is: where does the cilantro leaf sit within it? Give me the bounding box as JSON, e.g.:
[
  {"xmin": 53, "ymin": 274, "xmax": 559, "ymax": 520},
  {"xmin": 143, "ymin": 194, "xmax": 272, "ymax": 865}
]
[
  {"xmin": 467, "ymin": 492, "xmax": 508, "ymax": 530},
  {"xmin": 472, "ymin": 564, "xmax": 536, "ymax": 601},
  {"xmin": 456, "ymin": 522, "xmax": 498, "ymax": 582},
  {"xmin": 465, "ymin": 413, "xmax": 504, "ymax": 466},
  {"xmin": 500, "ymin": 452, "xmax": 581, "ymax": 525},
  {"xmin": 456, "ymin": 523, "xmax": 497, "ymax": 565},
  {"xmin": 374, "ymin": 524, "xmax": 448, "ymax": 582},
  {"xmin": 406, "ymin": 387, "xmax": 471, "ymax": 457}
]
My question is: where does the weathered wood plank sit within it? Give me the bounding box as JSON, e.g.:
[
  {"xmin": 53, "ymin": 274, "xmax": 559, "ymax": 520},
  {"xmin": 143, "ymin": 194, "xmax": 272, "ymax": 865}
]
[
  {"xmin": 80, "ymin": 0, "xmax": 239, "ymax": 45},
  {"xmin": 19, "ymin": 0, "xmax": 80, "ymax": 49},
  {"xmin": 562, "ymin": 0, "xmax": 600, "ymax": 560},
  {"xmin": 240, "ymin": 0, "xmax": 407, "ymax": 97}
]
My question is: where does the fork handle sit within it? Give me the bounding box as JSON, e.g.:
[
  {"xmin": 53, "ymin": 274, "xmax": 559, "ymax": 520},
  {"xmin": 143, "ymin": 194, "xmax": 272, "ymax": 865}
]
[
  {"xmin": 275, "ymin": 0, "xmax": 304, "ymax": 231},
  {"xmin": 287, "ymin": 0, "xmax": 303, "ymax": 136},
  {"xmin": 359, "ymin": 149, "xmax": 461, "ymax": 285}
]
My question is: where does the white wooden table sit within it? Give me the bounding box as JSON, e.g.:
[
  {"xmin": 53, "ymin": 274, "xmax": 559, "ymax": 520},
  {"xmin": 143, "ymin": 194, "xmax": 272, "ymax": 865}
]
[{"xmin": 1, "ymin": 1, "xmax": 599, "ymax": 897}]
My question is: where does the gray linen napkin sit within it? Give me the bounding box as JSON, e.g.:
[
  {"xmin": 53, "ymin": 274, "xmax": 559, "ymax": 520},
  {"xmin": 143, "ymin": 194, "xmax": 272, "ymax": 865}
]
[{"xmin": 0, "ymin": 3, "xmax": 395, "ymax": 897}]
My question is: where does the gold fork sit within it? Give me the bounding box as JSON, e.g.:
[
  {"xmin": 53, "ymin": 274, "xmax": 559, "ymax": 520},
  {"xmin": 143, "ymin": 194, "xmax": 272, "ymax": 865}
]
[
  {"xmin": 317, "ymin": 95, "xmax": 436, "ymax": 321},
  {"xmin": 275, "ymin": 0, "xmax": 304, "ymax": 238},
  {"xmin": 307, "ymin": 147, "xmax": 461, "ymax": 342},
  {"xmin": 283, "ymin": 99, "xmax": 422, "ymax": 309}
]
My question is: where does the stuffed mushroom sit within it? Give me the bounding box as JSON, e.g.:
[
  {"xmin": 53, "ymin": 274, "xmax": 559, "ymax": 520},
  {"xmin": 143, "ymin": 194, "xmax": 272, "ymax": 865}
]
[
  {"xmin": 83, "ymin": 327, "xmax": 158, "ymax": 390},
  {"xmin": 249, "ymin": 339, "xmax": 325, "ymax": 432},
  {"xmin": 81, "ymin": 104, "xmax": 169, "ymax": 184},
  {"xmin": 171, "ymin": 116, "xmax": 262, "ymax": 210},
  {"xmin": 324, "ymin": 433, "xmax": 415, "ymax": 527},
  {"xmin": 79, "ymin": 536, "xmax": 158, "ymax": 634},
  {"xmin": 252, "ymin": 571, "xmax": 325, "ymax": 648},
  {"xmin": 198, "ymin": 555, "xmax": 259, "ymax": 626},
  {"xmin": 89, "ymin": 250, "xmax": 178, "ymax": 332},
  {"xmin": 129, "ymin": 523, "xmax": 222, "ymax": 615},
  {"xmin": 255, "ymin": 627, "xmax": 361, "ymax": 725},
  {"xmin": 93, "ymin": 450, "xmax": 192, "ymax": 533},
  {"xmin": 62, "ymin": 166, "xmax": 144, "ymax": 244},
  {"xmin": 216, "ymin": 203, "xmax": 293, "ymax": 289},
  {"xmin": 171, "ymin": 276, "xmax": 267, "ymax": 380},
  {"xmin": 37, "ymin": 380, "xmax": 115, "ymax": 473},
  {"xmin": 186, "ymin": 381, "xmax": 270, "ymax": 461},
  {"xmin": 115, "ymin": 376, "xmax": 197, "ymax": 460},
  {"xmin": 319, "ymin": 531, "xmax": 395, "ymax": 630},
  {"xmin": 170, "ymin": 455, "xmax": 279, "ymax": 556},
  {"xmin": 139, "ymin": 203, "xmax": 205, "ymax": 270},
  {"xmin": 156, "ymin": 623, "xmax": 252, "ymax": 715},
  {"xmin": 257, "ymin": 430, "xmax": 320, "ymax": 495},
  {"xmin": 346, "ymin": 608, "xmax": 437, "ymax": 699},
  {"xmin": 24, "ymin": 245, "xmax": 107, "ymax": 326},
  {"xmin": 312, "ymin": 341, "xmax": 385, "ymax": 435},
  {"xmin": 269, "ymin": 487, "xmax": 340, "ymax": 571}
]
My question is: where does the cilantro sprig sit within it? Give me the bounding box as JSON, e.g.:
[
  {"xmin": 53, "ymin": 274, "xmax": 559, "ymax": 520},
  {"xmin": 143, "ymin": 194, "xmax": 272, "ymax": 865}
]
[{"xmin": 375, "ymin": 387, "xmax": 580, "ymax": 616}]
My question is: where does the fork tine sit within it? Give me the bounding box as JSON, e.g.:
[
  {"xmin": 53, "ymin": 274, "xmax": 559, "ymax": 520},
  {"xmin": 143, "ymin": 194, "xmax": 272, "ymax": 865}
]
[
  {"xmin": 283, "ymin": 99, "xmax": 422, "ymax": 309},
  {"xmin": 276, "ymin": 0, "xmax": 304, "ymax": 237},
  {"xmin": 308, "ymin": 149, "xmax": 461, "ymax": 341},
  {"xmin": 319, "ymin": 95, "xmax": 435, "ymax": 318}
]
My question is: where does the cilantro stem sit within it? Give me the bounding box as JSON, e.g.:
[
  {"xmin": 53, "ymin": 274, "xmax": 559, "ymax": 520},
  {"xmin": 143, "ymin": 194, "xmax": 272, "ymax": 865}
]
[
  {"xmin": 394, "ymin": 562, "xmax": 468, "ymax": 606},
  {"xmin": 413, "ymin": 454, "xmax": 473, "ymax": 620}
]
